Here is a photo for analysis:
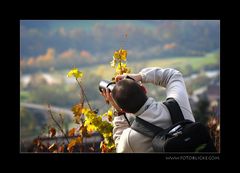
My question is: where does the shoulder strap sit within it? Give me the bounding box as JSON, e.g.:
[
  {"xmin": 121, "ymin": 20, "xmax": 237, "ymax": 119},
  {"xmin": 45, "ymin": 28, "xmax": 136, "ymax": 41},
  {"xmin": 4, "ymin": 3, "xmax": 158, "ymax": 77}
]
[
  {"xmin": 131, "ymin": 98, "xmax": 185, "ymax": 137},
  {"xmin": 163, "ymin": 98, "xmax": 185, "ymax": 124},
  {"xmin": 131, "ymin": 116, "xmax": 164, "ymax": 138}
]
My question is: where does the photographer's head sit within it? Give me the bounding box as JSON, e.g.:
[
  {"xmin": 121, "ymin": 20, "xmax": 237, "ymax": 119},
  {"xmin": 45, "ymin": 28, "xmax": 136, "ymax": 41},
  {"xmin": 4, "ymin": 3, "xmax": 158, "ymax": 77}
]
[{"xmin": 112, "ymin": 77, "xmax": 148, "ymax": 114}]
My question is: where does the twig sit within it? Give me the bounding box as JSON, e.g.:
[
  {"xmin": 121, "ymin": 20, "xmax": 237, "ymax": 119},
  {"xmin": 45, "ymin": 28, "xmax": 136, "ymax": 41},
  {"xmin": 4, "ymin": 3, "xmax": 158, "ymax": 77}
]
[
  {"xmin": 48, "ymin": 105, "xmax": 69, "ymax": 144},
  {"xmin": 76, "ymin": 79, "xmax": 93, "ymax": 111}
]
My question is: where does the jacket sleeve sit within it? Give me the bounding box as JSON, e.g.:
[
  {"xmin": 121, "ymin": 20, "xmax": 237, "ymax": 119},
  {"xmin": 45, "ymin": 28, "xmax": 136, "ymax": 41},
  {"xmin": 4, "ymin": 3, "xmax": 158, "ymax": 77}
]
[
  {"xmin": 112, "ymin": 115, "xmax": 133, "ymax": 152},
  {"xmin": 139, "ymin": 67, "xmax": 194, "ymax": 121}
]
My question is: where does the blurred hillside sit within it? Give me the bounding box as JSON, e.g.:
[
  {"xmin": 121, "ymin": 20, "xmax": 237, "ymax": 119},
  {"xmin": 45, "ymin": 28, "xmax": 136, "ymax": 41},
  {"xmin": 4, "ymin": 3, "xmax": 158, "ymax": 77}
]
[{"xmin": 20, "ymin": 20, "xmax": 219, "ymax": 73}]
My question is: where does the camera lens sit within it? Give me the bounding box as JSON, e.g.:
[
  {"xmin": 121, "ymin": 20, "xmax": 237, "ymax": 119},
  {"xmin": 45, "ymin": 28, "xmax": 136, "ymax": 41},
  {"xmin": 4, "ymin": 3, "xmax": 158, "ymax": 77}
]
[
  {"xmin": 107, "ymin": 83, "xmax": 115, "ymax": 91},
  {"xmin": 99, "ymin": 80, "xmax": 116, "ymax": 92}
]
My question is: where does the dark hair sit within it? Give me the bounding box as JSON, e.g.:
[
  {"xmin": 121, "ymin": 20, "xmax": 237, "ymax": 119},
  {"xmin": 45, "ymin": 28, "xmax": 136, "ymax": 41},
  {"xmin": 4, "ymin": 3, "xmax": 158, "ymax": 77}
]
[{"xmin": 112, "ymin": 79, "xmax": 148, "ymax": 113}]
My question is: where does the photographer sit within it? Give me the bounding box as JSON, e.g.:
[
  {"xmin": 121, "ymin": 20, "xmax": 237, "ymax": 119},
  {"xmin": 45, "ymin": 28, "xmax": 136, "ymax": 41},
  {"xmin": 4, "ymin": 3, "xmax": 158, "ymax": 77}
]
[{"xmin": 101, "ymin": 67, "xmax": 195, "ymax": 153}]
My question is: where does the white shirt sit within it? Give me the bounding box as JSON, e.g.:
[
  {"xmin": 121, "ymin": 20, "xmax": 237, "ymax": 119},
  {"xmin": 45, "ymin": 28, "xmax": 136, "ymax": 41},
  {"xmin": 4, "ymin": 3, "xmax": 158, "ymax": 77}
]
[{"xmin": 112, "ymin": 67, "xmax": 195, "ymax": 153}]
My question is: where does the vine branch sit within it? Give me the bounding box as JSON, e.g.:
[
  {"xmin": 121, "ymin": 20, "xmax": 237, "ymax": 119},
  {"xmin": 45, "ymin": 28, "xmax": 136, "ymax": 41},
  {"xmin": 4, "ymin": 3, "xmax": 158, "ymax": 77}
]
[{"xmin": 48, "ymin": 104, "xmax": 69, "ymax": 144}]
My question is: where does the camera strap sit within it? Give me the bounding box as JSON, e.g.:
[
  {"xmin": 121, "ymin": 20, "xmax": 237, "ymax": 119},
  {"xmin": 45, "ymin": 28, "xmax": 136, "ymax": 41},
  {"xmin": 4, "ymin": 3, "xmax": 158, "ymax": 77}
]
[{"xmin": 123, "ymin": 114, "xmax": 131, "ymax": 126}]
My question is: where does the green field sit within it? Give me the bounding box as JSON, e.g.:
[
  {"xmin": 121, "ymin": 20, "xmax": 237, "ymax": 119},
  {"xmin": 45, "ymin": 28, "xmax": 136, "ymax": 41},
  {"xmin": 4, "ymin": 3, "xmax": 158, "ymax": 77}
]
[{"xmin": 79, "ymin": 52, "xmax": 219, "ymax": 80}]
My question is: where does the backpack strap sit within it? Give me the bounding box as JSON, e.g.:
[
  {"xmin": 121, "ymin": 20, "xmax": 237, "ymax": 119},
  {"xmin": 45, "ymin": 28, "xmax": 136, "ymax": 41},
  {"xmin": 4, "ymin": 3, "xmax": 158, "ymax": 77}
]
[
  {"xmin": 131, "ymin": 98, "xmax": 185, "ymax": 137},
  {"xmin": 131, "ymin": 116, "xmax": 164, "ymax": 138},
  {"xmin": 163, "ymin": 98, "xmax": 185, "ymax": 124}
]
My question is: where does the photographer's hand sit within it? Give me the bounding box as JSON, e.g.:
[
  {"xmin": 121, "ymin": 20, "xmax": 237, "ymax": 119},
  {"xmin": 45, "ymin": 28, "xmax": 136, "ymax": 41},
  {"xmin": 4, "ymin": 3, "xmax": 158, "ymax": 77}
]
[
  {"xmin": 101, "ymin": 88, "xmax": 123, "ymax": 112},
  {"xmin": 115, "ymin": 74, "xmax": 142, "ymax": 82}
]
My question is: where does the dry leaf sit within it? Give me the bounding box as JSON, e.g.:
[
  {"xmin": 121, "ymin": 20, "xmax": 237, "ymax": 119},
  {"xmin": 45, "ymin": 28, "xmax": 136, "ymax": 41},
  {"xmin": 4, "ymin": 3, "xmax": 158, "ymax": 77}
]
[
  {"xmin": 49, "ymin": 127, "xmax": 56, "ymax": 137},
  {"xmin": 67, "ymin": 139, "xmax": 76, "ymax": 152},
  {"xmin": 68, "ymin": 128, "xmax": 75, "ymax": 137}
]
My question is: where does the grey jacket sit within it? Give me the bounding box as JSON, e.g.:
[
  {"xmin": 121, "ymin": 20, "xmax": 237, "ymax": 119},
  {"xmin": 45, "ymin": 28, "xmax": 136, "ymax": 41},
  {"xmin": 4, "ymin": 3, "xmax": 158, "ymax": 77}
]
[{"xmin": 112, "ymin": 67, "xmax": 195, "ymax": 153}]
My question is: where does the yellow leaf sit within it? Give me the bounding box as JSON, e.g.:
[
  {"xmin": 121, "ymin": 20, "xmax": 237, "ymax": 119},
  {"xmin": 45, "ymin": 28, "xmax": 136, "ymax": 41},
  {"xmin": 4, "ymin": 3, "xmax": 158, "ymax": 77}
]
[
  {"xmin": 68, "ymin": 128, "xmax": 75, "ymax": 137},
  {"xmin": 113, "ymin": 49, "xmax": 127, "ymax": 61},
  {"xmin": 119, "ymin": 49, "xmax": 127, "ymax": 61},
  {"xmin": 113, "ymin": 51, "xmax": 120, "ymax": 59},
  {"xmin": 71, "ymin": 103, "xmax": 83, "ymax": 117},
  {"xmin": 107, "ymin": 110, "xmax": 113, "ymax": 116},
  {"xmin": 107, "ymin": 110, "xmax": 113, "ymax": 121},
  {"xmin": 85, "ymin": 122, "xmax": 95, "ymax": 133},
  {"xmin": 67, "ymin": 68, "xmax": 83, "ymax": 79}
]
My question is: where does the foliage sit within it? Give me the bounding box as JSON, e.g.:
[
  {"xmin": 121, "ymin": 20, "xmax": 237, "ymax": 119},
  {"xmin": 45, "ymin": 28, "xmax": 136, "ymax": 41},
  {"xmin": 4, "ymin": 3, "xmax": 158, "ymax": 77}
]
[
  {"xmin": 66, "ymin": 47, "xmax": 130, "ymax": 152},
  {"xmin": 32, "ymin": 42, "xmax": 131, "ymax": 152},
  {"xmin": 110, "ymin": 48, "xmax": 131, "ymax": 78},
  {"xmin": 63, "ymin": 48, "xmax": 131, "ymax": 152}
]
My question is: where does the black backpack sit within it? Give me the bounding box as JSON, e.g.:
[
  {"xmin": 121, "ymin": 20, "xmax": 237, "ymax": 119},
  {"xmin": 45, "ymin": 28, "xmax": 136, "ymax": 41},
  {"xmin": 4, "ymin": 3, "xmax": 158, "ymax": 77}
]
[{"xmin": 131, "ymin": 98, "xmax": 217, "ymax": 152}]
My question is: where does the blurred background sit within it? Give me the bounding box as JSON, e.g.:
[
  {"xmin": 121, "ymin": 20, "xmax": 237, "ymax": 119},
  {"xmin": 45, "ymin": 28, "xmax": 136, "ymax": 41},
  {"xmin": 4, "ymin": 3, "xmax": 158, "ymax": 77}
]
[{"xmin": 20, "ymin": 20, "xmax": 220, "ymax": 152}]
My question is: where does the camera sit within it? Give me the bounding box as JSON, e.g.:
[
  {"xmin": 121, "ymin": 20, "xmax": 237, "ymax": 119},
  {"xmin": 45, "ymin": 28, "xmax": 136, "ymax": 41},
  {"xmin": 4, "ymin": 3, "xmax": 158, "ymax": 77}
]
[{"xmin": 99, "ymin": 80, "xmax": 116, "ymax": 92}]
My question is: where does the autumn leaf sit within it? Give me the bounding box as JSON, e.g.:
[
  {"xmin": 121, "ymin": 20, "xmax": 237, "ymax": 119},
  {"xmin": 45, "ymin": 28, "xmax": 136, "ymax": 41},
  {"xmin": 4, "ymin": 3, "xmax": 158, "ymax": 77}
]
[
  {"xmin": 68, "ymin": 128, "xmax": 75, "ymax": 137},
  {"xmin": 113, "ymin": 50, "xmax": 120, "ymax": 59},
  {"xmin": 76, "ymin": 136, "xmax": 83, "ymax": 144},
  {"xmin": 71, "ymin": 103, "xmax": 83, "ymax": 117},
  {"xmin": 113, "ymin": 49, "xmax": 127, "ymax": 61},
  {"xmin": 67, "ymin": 139, "xmax": 77, "ymax": 152},
  {"xmin": 119, "ymin": 49, "xmax": 127, "ymax": 61},
  {"xmin": 107, "ymin": 110, "xmax": 113, "ymax": 122},
  {"xmin": 117, "ymin": 63, "xmax": 131, "ymax": 74},
  {"xmin": 67, "ymin": 68, "xmax": 83, "ymax": 79},
  {"xmin": 100, "ymin": 141, "xmax": 108, "ymax": 153},
  {"xmin": 86, "ymin": 124, "xmax": 95, "ymax": 133},
  {"xmin": 49, "ymin": 127, "xmax": 56, "ymax": 137}
]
